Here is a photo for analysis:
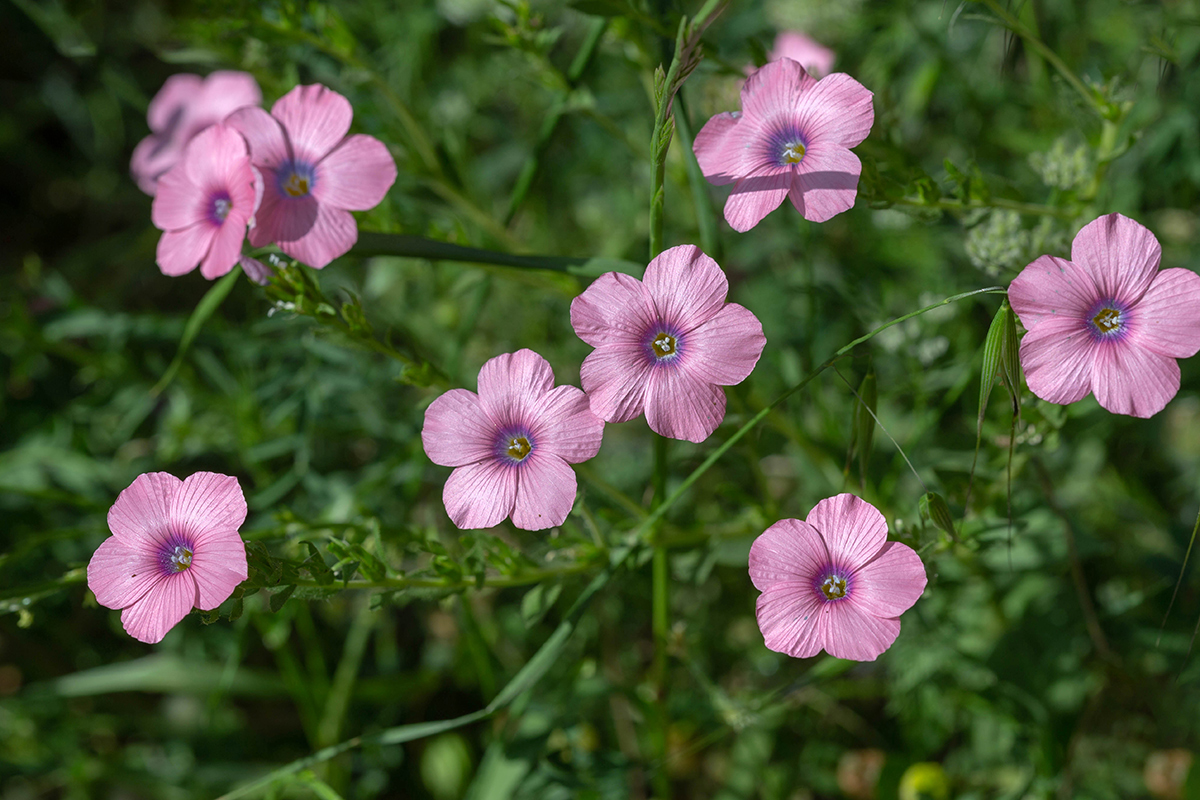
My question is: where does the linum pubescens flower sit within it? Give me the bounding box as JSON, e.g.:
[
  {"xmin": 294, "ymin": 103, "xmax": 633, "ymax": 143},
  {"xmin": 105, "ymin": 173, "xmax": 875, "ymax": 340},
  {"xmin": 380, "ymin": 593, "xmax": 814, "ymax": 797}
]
[
  {"xmin": 87, "ymin": 472, "xmax": 249, "ymax": 644},
  {"xmin": 749, "ymin": 494, "xmax": 926, "ymax": 661},
  {"xmin": 1008, "ymin": 213, "xmax": 1200, "ymax": 418},
  {"xmin": 228, "ymin": 84, "xmax": 397, "ymax": 269},
  {"xmin": 131, "ymin": 71, "xmax": 261, "ymax": 196},
  {"xmin": 422, "ymin": 350, "xmax": 604, "ymax": 531},
  {"xmin": 694, "ymin": 58, "xmax": 874, "ymax": 231},
  {"xmin": 570, "ymin": 245, "xmax": 766, "ymax": 443}
]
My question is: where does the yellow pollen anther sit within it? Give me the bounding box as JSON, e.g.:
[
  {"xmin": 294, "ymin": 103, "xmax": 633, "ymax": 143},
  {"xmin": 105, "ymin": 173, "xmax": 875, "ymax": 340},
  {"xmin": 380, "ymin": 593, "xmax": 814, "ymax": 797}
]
[
  {"xmin": 1093, "ymin": 307, "xmax": 1121, "ymax": 333},
  {"xmin": 821, "ymin": 575, "xmax": 847, "ymax": 600},
  {"xmin": 652, "ymin": 333, "xmax": 676, "ymax": 357},
  {"xmin": 284, "ymin": 173, "xmax": 311, "ymax": 197},
  {"xmin": 507, "ymin": 436, "xmax": 531, "ymax": 461},
  {"xmin": 170, "ymin": 545, "xmax": 193, "ymax": 572},
  {"xmin": 781, "ymin": 141, "xmax": 806, "ymax": 164}
]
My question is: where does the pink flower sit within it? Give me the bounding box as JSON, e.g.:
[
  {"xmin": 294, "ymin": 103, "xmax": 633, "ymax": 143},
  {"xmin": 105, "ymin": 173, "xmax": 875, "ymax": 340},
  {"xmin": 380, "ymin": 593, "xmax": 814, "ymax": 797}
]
[
  {"xmin": 151, "ymin": 123, "xmax": 259, "ymax": 279},
  {"xmin": 694, "ymin": 58, "xmax": 874, "ymax": 231},
  {"xmin": 750, "ymin": 31, "xmax": 836, "ymax": 78},
  {"xmin": 130, "ymin": 71, "xmax": 261, "ymax": 196},
  {"xmin": 87, "ymin": 472, "xmax": 249, "ymax": 644},
  {"xmin": 749, "ymin": 494, "xmax": 926, "ymax": 662},
  {"xmin": 422, "ymin": 350, "xmax": 604, "ymax": 531},
  {"xmin": 227, "ymin": 84, "xmax": 397, "ymax": 269},
  {"xmin": 570, "ymin": 245, "xmax": 766, "ymax": 443},
  {"xmin": 1009, "ymin": 213, "xmax": 1200, "ymax": 418}
]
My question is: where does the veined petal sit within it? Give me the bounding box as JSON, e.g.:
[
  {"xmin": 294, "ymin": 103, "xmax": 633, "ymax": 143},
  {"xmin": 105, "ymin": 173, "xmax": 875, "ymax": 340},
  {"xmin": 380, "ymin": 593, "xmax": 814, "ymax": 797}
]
[
  {"xmin": 850, "ymin": 542, "xmax": 926, "ymax": 617},
  {"xmin": 120, "ymin": 573, "xmax": 198, "ymax": 644},
  {"xmin": 512, "ymin": 454, "xmax": 577, "ymax": 530},
  {"xmin": 579, "ymin": 343, "xmax": 653, "ymax": 423},
  {"xmin": 788, "ymin": 144, "xmax": 861, "ymax": 223},
  {"xmin": 147, "ymin": 74, "xmax": 205, "ymax": 133},
  {"xmin": 1071, "ymin": 213, "xmax": 1161, "ymax": 307},
  {"xmin": 793, "ymin": 72, "xmax": 874, "ymax": 149},
  {"xmin": 694, "ymin": 112, "xmax": 747, "ymax": 186},
  {"xmin": 277, "ymin": 202, "xmax": 356, "ymax": 269},
  {"xmin": 182, "ymin": 124, "xmax": 250, "ymax": 194},
  {"xmin": 1132, "ymin": 268, "xmax": 1200, "ymax": 359},
  {"xmin": 170, "ymin": 472, "xmax": 248, "ymax": 550},
  {"xmin": 822, "ymin": 601, "xmax": 901, "ymax": 662},
  {"xmin": 200, "ymin": 210, "xmax": 250, "ymax": 279},
  {"xmin": 756, "ymin": 582, "xmax": 826, "ymax": 658},
  {"xmin": 644, "ymin": 245, "xmax": 729, "ymax": 334},
  {"xmin": 151, "ymin": 164, "xmax": 205, "ymax": 230},
  {"xmin": 476, "ymin": 349, "xmax": 556, "ymax": 429},
  {"xmin": 157, "ymin": 223, "xmax": 216, "ymax": 277},
  {"xmin": 741, "ymin": 58, "xmax": 817, "ymax": 123},
  {"xmin": 87, "ymin": 537, "xmax": 164, "ymax": 610},
  {"xmin": 271, "ymin": 84, "xmax": 353, "ymax": 163},
  {"xmin": 1008, "ymin": 255, "xmax": 1099, "ymax": 329},
  {"xmin": 806, "ymin": 494, "xmax": 887, "ymax": 572},
  {"xmin": 108, "ymin": 472, "xmax": 180, "ymax": 547},
  {"xmin": 1018, "ymin": 317, "xmax": 1095, "ymax": 406},
  {"xmin": 443, "ymin": 460, "xmax": 518, "ymax": 530},
  {"xmin": 200, "ymin": 71, "xmax": 261, "ymax": 117},
  {"xmin": 645, "ymin": 365, "xmax": 726, "ymax": 443},
  {"xmin": 226, "ymin": 106, "xmax": 290, "ymax": 169},
  {"xmin": 529, "ymin": 384, "xmax": 604, "ymax": 463},
  {"xmin": 191, "ymin": 534, "xmax": 249, "ymax": 611},
  {"xmin": 422, "ymin": 388, "xmax": 496, "ymax": 467},
  {"xmin": 1091, "ymin": 341, "xmax": 1180, "ymax": 418},
  {"xmin": 683, "ymin": 303, "xmax": 766, "ymax": 385},
  {"xmin": 248, "ymin": 173, "xmax": 318, "ymax": 248},
  {"xmin": 724, "ymin": 169, "xmax": 791, "ymax": 232},
  {"xmin": 749, "ymin": 518, "xmax": 829, "ymax": 591},
  {"xmin": 570, "ymin": 271, "xmax": 658, "ymax": 348},
  {"xmin": 315, "ymin": 134, "xmax": 396, "ymax": 210}
]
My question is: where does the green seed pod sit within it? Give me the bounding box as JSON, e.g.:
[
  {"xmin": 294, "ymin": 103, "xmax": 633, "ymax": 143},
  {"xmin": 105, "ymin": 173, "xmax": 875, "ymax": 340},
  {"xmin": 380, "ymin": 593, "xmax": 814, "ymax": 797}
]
[{"xmin": 919, "ymin": 491, "xmax": 957, "ymax": 541}]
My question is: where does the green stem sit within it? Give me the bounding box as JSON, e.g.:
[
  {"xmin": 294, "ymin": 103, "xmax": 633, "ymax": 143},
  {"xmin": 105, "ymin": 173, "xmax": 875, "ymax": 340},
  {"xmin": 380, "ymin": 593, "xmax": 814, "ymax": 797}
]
[
  {"xmin": 890, "ymin": 195, "xmax": 1076, "ymax": 219},
  {"xmin": 351, "ymin": 232, "xmax": 603, "ymax": 273},
  {"xmin": 651, "ymin": 435, "xmax": 670, "ymax": 687}
]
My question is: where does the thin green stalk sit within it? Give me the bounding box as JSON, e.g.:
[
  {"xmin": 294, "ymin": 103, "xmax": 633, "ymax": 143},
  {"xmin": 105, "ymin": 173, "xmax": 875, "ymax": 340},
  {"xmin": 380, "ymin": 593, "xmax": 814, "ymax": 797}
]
[
  {"xmin": 651, "ymin": 435, "xmax": 670, "ymax": 687},
  {"xmin": 673, "ymin": 93, "xmax": 720, "ymax": 259},
  {"xmin": 316, "ymin": 598, "xmax": 376, "ymax": 749},
  {"xmin": 890, "ymin": 195, "xmax": 1076, "ymax": 219},
  {"xmin": 351, "ymin": 232, "xmax": 610, "ymax": 273}
]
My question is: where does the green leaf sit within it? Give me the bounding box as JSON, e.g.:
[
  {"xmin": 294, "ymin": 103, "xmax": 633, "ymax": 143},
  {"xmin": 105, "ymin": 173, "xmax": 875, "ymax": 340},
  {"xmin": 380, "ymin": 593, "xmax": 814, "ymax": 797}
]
[
  {"xmin": 520, "ymin": 582, "xmax": 562, "ymax": 629},
  {"xmin": 300, "ymin": 541, "xmax": 334, "ymax": 585},
  {"xmin": 151, "ymin": 268, "xmax": 240, "ymax": 396},
  {"xmin": 269, "ymin": 585, "xmax": 296, "ymax": 613}
]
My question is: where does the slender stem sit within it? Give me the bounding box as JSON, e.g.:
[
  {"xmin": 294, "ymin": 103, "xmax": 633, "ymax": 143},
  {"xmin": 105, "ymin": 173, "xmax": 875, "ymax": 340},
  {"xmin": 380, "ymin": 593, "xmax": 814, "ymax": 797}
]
[
  {"xmin": 890, "ymin": 195, "xmax": 1076, "ymax": 219},
  {"xmin": 352, "ymin": 232, "xmax": 600, "ymax": 273},
  {"xmin": 651, "ymin": 435, "xmax": 670, "ymax": 686}
]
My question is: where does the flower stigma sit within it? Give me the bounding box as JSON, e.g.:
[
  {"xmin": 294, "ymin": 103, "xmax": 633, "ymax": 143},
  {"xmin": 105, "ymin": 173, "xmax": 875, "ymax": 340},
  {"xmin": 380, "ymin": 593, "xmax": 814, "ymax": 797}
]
[
  {"xmin": 1092, "ymin": 307, "xmax": 1121, "ymax": 334},
  {"xmin": 213, "ymin": 197, "xmax": 232, "ymax": 222},
  {"xmin": 821, "ymin": 575, "xmax": 847, "ymax": 600},
  {"xmin": 652, "ymin": 333, "xmax": 677, "ymax": 358},
  {"xmin": 169, "ymin": 545, "xmax": 193, "ymax": 572},
  {"xmin": 781, "ymin": 141, "xmax": 806, "ymax": 164},
  {"xmin": 506, "ymin": 436, "xmax": 532, "ymax": 461},
  {"xmin": 283, "ymin": 172, "xmax": 311, "ymax": 197}
]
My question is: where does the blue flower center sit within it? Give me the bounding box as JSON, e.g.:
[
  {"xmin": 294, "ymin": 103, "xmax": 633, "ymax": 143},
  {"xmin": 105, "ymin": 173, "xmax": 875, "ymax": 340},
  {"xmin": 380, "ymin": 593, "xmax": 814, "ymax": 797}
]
[
  {"xmin": 209, "ymin": 192, "xmax": 233, "ymax": 225},
  {"xmin": 279, "ymin": 162, "xmax": 316, "ymax": 198}
]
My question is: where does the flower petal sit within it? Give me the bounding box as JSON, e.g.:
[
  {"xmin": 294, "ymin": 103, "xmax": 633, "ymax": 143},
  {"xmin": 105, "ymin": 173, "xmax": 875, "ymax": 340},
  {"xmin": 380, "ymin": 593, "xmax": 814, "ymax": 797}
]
[
  {"xmin": 119, "ymin": 573, "xmax": 198, "ymax": 644},
  {"xmin": 769, "ymin": 32, "xmax": 835, "ymax": 78},
  {"xmin": 130, "ymin": 134, "xmax": 181, "ymax": 195},
  {"xmin": 529, "ymin": 385, "xmax": 604, "ymax": 463},
  {"xmin": 147, "ymin": 74, "xmax": 205, "ymax": 133},
  {"xmin": 788, "ymin": 144, "xmax": 861, "ymax": 223},
  {"xmin": 422, "ymin": 389, "xmax": 496, "ymax": 467},
  {"xmin": 683, "ymin": 303, "xmax": 766, "ymax": 386},
  {"xmin": 443, "ymin": 460, "xmax": 518, "ymax": 530},
  {"xmin": 570, "ymin": 271, "xmax": 658, "ymax": 348},
  {"xmin": 182, "ymin": 123, "xmax": 250, "ymax": 194},
  {"xmin": 644, "ymin": 245, "xmax": 729, "ymax": 334},
  {"xmin": 157, "ymin": 223, "xmax": 216, "ymax": 277},
  {"xmin": 850, "ymin": 542, "xmax": 926, "ymax": 618},
  {"xmin": 1091, "ymin": 341, "xmax": 1180, "ymax": 418},
  {"xmin": 108, "ymin": 472, "xmax": 181, "ymax": 547},
  {"xmin": 277, "ymin": 202, "xmax": 357, "ymax": 269},
  {"xmin": 87, "ymin": 536, "xmax": 163, "ymax": 610},
  {"xmin": 190, "ymin": 530, "xmax": 249, "ymax": 611},
  {"xmin": 476, "ymin": 349, "xmax": 556, "ymax": 428},
  {"xmin": 512, "ymin": 454, "xmax": 577, "ymax": 530},
  {"xmin": 793, "ymin": 72, "xmax": 874, "ymax": 149},
  {"xmin": 741, "ymin": 58, "xmax": 817, "ymax": 124},
  {"xmin": 315, "ymin": 134, "xmax": 397, "ymax": 210},
  {"xmin": 724, "ymin": 169, "xmax": 791, "ymax": 232},
  {"xmin": 749, "ymin": 518, "xmax": 829, "ymax": 591},
  {"xmin": 756, "ymin": 582, "xmax": 826, "ymax": 658},
  {"xmin": 806, "ymin": 494, "xmax": 887, "ymax": 572},
  {"xmin": 169, "ymin": 472, "xmax": 248, "ymax": 551},
  {"xmin": 271, "ymin": 84, "xmax": 353, "ymax": 163},
  {"xmin": 1071, "ymin": 213, "xmax": 1161, "ymax": 307},
  {"xmin": 579, "ymin": 343, "xmax": 653, "ymax": 423},
  {"xmin": 1008, "ymin": 255, "xmax": 1099, "ymax": 329},
  {"xmin": 822, "ymin": 601, "xmax": 901, "ymax": 662},
  {"xmin": 151, "ymin": 164, "xmax": 206, "ymax": 230},
  {"xmin": 694, "ymin": 112, "xmax": 746, "ymax": 186},
  {"xmin": 1132, "ymin": 268, "xmax": 1200, "ymax": 359},
  {"xmin": 1018, "ymin": 316, "xmax": 1095, "ymax": 406},
  {"xmin": 645, "ymin": 364, "xmax": 726, "ymax": 443},
  {"xmin": 248, "ymin": 172, "xmax": 319, "ymax": 249},
  {"xmin": 200, "ymin": 211, "xmax": 250, "ymax": 280},
  {"xmin": 226, "ymin": 106, "xmax": 290, "ymax": 169},
  {"xmin": 200, "ymin": 71, "xmax": 261, "ymax": 116}
]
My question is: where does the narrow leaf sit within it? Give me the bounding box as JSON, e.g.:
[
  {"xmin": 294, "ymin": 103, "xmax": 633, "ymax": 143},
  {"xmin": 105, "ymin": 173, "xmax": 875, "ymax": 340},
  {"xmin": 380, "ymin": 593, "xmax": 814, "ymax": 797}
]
[
  {"xmin": 269, "ymin": 585, "xmax": 296, "ymax": 613},
  {"xmin": 151, "ymin": 268, "xmax": 240, "ymax": 396}
]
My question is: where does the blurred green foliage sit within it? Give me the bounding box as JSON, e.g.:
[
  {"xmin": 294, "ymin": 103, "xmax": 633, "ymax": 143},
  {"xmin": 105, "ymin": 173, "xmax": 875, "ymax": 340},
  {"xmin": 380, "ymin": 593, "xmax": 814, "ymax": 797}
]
[{"xmin": 5, "ymin": 0, "xmax": 1200, "ymax": 798}]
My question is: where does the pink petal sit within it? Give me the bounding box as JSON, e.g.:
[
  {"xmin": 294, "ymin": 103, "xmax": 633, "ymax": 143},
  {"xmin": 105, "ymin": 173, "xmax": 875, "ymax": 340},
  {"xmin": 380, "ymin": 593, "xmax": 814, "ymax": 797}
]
[
  {"xmin": 793, "ymin": 72, "xmax": 874, "ymax": 150},
  {"xmin": 130, "ymin": 134, "xmax": 180, "ymax": 195},
  {"xmin": 108, "ymin": 473, "xmax": 181, "ymax": 547},
  {"xmin": 805, "ymin": 494, "xmax": 887, "ymax": 572},
  {"xmin": 850, "ymin": 542, "xmax": 926, "ymax": 617},
  {"xmin": 788, "ymin": 144, "xmax": 861, "ymax": 223},
  {"xmin": 1008, "ymin": 255, "xmax": 1099, "ymax": 330},
  {"xmin": 199, "ymin": 210, "xmax": 251, "ymax": 280},
  {"xmin": 724, "ymin": 169, "xmax": 791, "ymax": 232},
  {"xmin": 529, "ymin": 385, "xmax": 604, "ymax": 463},
  {"xmin": 315, "ymin": 134, "xmax": 397, "ymax": 210},
  {"xmin": 147, "ymin": 74, "xmax": 205, "ymax": 133},
  {"xmin": 741, "ymin": 58, "xmax": 817, "ymax": 124},
  {"xmin": 248, "ymin": 173, "xmax": 319, "ymax": 249},
  {"xmin": 476, "ymin": 349, "xmax": 556, "ymax": 428},
  {"xmin": 277, "ymin": 203, "xmax": 357, "ymax": 269},
  {"xmin": 1091, "ymin": 342, "xmax": 1180, "ymax": 418},
  {"xmin": 1071, "ymin": 213, "xmax": 1161, "ymax": 307},
  {"xmin": 443, "ymin": 460, "xmax": 518, "ymax": 530},
  {"xmin": 1018, "ymin": 317, "xmax": 1095, "ymax": 406},
  {"xmin": 199, "ymin": 71, "xmax": 261, "ymax": 116},
  {"xmin": 226, "ymin": 106, "xmax": 290, "ymax": 169},
  {"xmin": 182, "ymin": 124, "xmax": 250, "ymax": 193},
  {"xmin": 570, "ymin": 271, "xmax": 658, "ymax": 348},
  {"xmin": 119, "ymin": 573, "xmax": 198, "ymax": 644},
  {"xmin": 644, "ymin": 364, "xmax": 727, "ymax": 443},
  {"xmin": 422, "ymin": 388, "xmax": 497, "ymax": 467},
  {"xmin": 694, "ymin": 112, "xmax": 746, "ymax": 186},
  {"xmin": 157, "ymin": 223, "xmax": 217, "ymax": 277},
  {"xmin": 87, "ymin": 536, "xmax": 163, "ymax": 610},
  {"xmin": 644, "ymin": 245, "xmax": 729, "ymax": 334},
  {"xmin": 756, "ymin": 582, "xmax": 826, "ymax": 658},
  {"xmin": 190, "ymin": 530, "xmax": 249, "ymax": 611},
  {"xmin": 579, "ymin": 343, "xmax": 653, "ymax": 423},
  {"xmin": 271, "ymin": 84, "xmax": 353, "ymax": 163},
  {"xmin": 169, "ymin": 472, "xmax": 248, "ymax": 551},
  {"xmin": 749, "ymin": 518, "xmax": 829, "ymax": 591},
  {"xmin": 683, "ymin": 303, "xmax": 766, "ymax": 385},
  {"xmin": 822, "ymin": 601, "xmax": 901, "ymax": 662},
  {"xmin": 770, "ymin": 32, "xmax": 835, "ymax": 77},
  {"xmin": 1132, "ymin": 268, "xmax": 1200, "ymax": 359},
  {"xmin": 151, "ymin": 163, "xmax": 206, "ymax": 231},
  {"xmin": 512, "ymin": 454, "xmax": 577, "ymax": 530}
]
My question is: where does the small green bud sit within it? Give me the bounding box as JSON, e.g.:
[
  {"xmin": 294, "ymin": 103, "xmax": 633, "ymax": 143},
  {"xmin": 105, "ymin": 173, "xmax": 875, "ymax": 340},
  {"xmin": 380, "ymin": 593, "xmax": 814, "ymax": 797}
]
[{"xmin": 919, "ymin": 492, "xmax": 957, "ymax": 542}]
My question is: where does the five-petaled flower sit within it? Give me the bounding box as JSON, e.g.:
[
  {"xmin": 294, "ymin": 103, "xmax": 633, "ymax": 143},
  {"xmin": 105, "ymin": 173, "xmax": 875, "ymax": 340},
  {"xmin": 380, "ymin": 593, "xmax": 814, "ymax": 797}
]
[
  {"xmin": 694, "ymin": 58, "xmax": 874, "ymax": 232},
  {"xmin": 131, "ymin": 71, "xmax": 261, "ymax": 196},
  {"xmin": 228, "ymin": 84, "xmax": 397, "ymax": 269},
  {"xmin": 570, "ymin": 245, "xmax": 766, "ymax": 443},
  {"xmin": 87, "ymin": 472, "xmax": 249, "ymax": 644},
  {"xmin": 749, "ymin": 494, "xmax": 926, "ymax": 661},
  {"xmin": 1008, "ymin": 213, "xmax": 1200, "ymax": 418},
  {"xmin": 151, "ymin": 123, "xmax": 260, "ymax": 279},
  {"xmin": 422, "ymin": 350, "xmax": 605, "ymax": 531}
]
